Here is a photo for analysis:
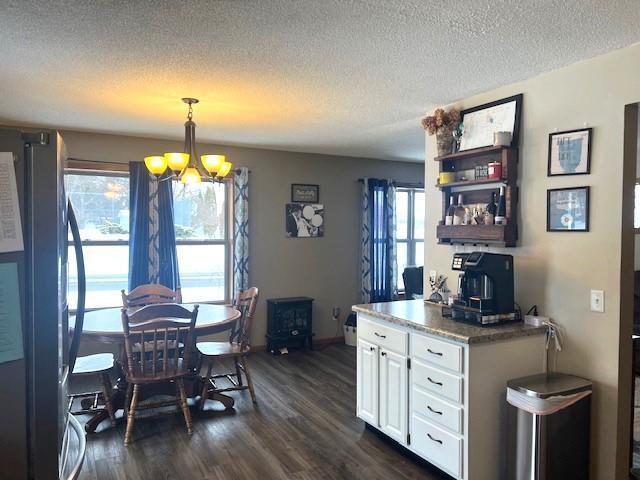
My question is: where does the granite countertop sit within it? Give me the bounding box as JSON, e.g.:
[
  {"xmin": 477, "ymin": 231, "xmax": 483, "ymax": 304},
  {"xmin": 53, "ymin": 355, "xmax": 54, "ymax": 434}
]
[{"xmin": 352, "ymin": 300, "xmax": 547, "ymax": 345}]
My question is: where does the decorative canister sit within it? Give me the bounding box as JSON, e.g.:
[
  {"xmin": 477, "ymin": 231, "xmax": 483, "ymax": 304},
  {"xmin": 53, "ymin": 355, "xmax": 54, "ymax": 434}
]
[
  {"xmin": 488, "ymin": 162, "xmax": 502, "ymax": 179},
  {"xmin": 439, "ymin": 172, "xmax": 456, "ymax": 185},
  {"xmin": 493, "ymin": 131, "xmax": 512, "ymax": 146},
  {"xmin": 436, "ymin": 125, "xmax": 454, "ymax": 156}
]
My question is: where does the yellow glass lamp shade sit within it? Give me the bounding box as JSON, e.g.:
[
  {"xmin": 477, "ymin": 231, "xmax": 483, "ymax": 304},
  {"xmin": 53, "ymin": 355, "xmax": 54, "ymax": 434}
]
[
  {"xmin": 164, "ymin": 152, "xmax": 189, "ymax": 172},
  {"xmin": 217, "ymin": 161, "xmax": 233, "ymax": 178},
  {"xmin": 181, "ymin": 167, "xmax": 202, "ymax": 185},
  {"xmin": 201, "ymin": 154, "xmax": 225, "ymax": 173},
  {"xmin": 144, "ymin": 155, "xmax": 168, "ymax": 176}
]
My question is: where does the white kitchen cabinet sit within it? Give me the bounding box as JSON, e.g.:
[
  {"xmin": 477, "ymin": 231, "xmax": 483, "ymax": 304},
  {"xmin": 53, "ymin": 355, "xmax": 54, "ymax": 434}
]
[
  {"xmin": 379, "ymin": 348, "xmax": 407, "ymax": 443},
  {"xmin": 354, "ymin": 308, "xmax": 546, "ymax": 480},
  {"xmin": 356, "ymin": 338, "xmax": 379, "ymax": 425}
]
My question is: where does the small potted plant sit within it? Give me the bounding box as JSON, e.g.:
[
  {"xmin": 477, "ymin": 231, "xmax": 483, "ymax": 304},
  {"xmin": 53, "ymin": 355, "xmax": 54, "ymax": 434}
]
[
  {"xmin": 421, "ymin": 108, "xmax": 460, "ymax": 156},
  {"xmin": 428, "ymin": 274, "xmax": 449, "ymax": 304}
]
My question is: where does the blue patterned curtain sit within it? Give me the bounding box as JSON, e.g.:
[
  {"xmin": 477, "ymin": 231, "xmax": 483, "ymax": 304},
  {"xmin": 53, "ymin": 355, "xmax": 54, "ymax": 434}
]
[
  {"xmin": 361, "ymin": 178, "xmax": 396, "ymax": 303},
  {"xmin": 233, "ymin": 167, "xmax": 249, "ymax": 297},
  {"xmin": 128, "ymin": 163, "xmax": 180, "ymax": 290}
]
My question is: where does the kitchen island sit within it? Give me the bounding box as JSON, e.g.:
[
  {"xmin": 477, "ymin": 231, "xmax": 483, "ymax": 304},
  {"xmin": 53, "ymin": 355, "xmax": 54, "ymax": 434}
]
[{"xmin": 353, "ymin": 300, "xmax": 546, "ymax": 480}]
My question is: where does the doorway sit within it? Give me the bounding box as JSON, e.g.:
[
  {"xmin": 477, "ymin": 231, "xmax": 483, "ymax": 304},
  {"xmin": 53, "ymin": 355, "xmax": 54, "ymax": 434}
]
[{"xmin": 624, "ymin": 102, "xmax": 639, "ymax": 477}]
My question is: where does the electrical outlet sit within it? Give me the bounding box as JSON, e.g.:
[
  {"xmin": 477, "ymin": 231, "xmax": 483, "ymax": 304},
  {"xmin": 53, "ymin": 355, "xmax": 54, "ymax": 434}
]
[
  {"xmin": 429, "ymin": 270, "xmax": 437, "ymax": 283},
  {"xmin": 590, "ymin": 290, "xmax": 604, "ymax": 313}
]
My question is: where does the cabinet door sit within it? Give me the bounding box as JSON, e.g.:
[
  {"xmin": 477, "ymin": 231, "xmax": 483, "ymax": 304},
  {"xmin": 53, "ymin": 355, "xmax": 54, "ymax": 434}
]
[
  {"xmin": 379, "ymin": 349, "xmax": 408, "ymax": 444},
  {"xmin": 356, "ymin": 338, "xmax": 378, "ymax": 425}
]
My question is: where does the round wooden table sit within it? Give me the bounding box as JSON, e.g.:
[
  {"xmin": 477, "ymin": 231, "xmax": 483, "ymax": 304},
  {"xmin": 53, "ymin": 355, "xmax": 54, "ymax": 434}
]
[
  {"xmin": 73, "ymin": 304, "xmax": 241, "ymax": 433},
  {"xmin": 78, "ymin": 303, "xmax": 240, "ymax": 342}
]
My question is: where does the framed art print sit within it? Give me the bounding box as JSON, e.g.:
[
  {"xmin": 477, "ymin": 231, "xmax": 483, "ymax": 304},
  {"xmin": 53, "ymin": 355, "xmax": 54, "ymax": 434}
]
[
  {"xmin": 459, "ymin": 94, "xmax": 523, "ymax": 151},
  {"xmin": 547, "ymin": 186, "xmax": 590, "ymax": 232},
  {"xmin": 286, "ymin": 203, "xmax": 324, "ymax": 238},
  {"xmin": 548, "ymin": 128, "xmax": 592, "ymax": 176},
  {"xmin": 291, "ymin": 184, "xmax": 319, "ymax": 203}
]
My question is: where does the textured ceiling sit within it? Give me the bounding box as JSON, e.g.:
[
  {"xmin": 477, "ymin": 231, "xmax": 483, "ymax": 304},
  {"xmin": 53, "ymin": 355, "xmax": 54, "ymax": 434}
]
[{"xmin": 1, "ymin": 1, "xmax": 639, "ymax": 162}]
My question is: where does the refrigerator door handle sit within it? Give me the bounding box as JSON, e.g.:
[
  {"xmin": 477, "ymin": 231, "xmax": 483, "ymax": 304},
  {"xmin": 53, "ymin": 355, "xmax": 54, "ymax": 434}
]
[{"xmin": 67, "ymin": 200, "xmax": 86, "ymax": 373}]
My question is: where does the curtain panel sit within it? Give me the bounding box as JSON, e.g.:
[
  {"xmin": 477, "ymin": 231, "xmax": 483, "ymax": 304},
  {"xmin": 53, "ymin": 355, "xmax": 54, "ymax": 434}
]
[
  {"xmin": 128, "ymin": 163, "xmax": 180, "ymax": 291},
  {"xmin": 233, "ymin": 167, "xmax": 250, "ymax": 297},
  {"xmin": 361, "ymin": 178, "xmax": 397, "ymax": 303}
]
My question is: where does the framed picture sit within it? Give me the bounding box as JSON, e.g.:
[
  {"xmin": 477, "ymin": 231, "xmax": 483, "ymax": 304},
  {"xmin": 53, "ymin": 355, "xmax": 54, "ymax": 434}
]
[
  {"xmin": 548, "ymin": 128, "xmax": 592, "ymax": 176},
  {"xmin": 285, "ymin": 203, "xmax": 324, "ymax": 238},
  {"xmin": 291, "ymin": 184, "xmax": 319, "ymax": 203},
  {"xmin": 459, "ymin": 94, "xmax": 523, "ymax": 151},
  {"xmin": 547, "ymin": 186, "xmax": 590, "ymax": 232}
]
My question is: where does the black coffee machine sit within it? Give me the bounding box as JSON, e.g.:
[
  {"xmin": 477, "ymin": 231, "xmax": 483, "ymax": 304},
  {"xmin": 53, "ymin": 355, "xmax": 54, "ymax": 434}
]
[{"xmin": 448, "ymin": 252, "xmax": 517, "ymax": 325}]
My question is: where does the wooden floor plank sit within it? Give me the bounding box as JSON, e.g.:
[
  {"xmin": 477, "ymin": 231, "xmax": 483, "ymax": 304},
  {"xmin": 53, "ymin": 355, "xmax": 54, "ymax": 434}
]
[{"xmin": 77, "ymin": 345, "xmax": 447, "ymax": 480}]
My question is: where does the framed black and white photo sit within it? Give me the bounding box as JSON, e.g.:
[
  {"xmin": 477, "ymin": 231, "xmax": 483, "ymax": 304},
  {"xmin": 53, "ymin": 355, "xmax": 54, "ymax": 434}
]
[
  {"xmin": 459, "ymin": 94, "xmax": 523, "ymax": 151},
  {"xmin": 285, "ymin": 203, "xmax": 324, "ymax": 238},
  {"xmin": 548, "ymin": 128, "xmax": 592, "ymax": 176},
  {"xmin": 547, "ymin": 186, "xmax": 590, "ymax": 232},
  {"xmin": 291, "ymin": 184, "xmax": 319, "ymax": 203}
]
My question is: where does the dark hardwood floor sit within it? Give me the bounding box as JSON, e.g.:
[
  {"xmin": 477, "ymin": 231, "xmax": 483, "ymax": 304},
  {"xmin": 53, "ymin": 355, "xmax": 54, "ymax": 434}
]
[{"xmin": 76, "ymin": 344, "xmax": 447, "ymax": 480}]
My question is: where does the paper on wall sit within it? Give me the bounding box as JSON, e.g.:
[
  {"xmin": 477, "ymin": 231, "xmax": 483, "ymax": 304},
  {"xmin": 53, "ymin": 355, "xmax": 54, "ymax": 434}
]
[
  {"xmin": 0, "ymin": 152, "xmax": 23, "ymax": 253},
  {"xmin": 0, "ymin": 262, "xmax": 23, "ymax": 364}
]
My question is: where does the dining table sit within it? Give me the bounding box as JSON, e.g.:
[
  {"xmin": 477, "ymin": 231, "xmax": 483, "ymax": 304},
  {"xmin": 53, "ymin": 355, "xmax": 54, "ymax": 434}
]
[{"xmin": 72, "ymin": 303, "xmax": 241, "ymax": 433}]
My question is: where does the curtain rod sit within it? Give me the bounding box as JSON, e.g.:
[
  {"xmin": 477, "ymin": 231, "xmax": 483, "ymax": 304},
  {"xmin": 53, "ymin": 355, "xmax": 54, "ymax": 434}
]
[{"xmin": 357, "ymin": 178, "xmax": 424, "ymax": 188}]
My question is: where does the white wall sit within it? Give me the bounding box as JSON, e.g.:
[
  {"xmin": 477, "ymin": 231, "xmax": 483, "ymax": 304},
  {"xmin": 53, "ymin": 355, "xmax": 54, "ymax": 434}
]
[{"xmin": 424, "ymin": 43, "xmax": 640, "ymax": 478}]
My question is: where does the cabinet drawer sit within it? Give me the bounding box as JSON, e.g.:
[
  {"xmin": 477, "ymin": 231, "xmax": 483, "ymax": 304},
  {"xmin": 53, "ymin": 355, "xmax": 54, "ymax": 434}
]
[
  {"xmin": 358, "ymin": 316, "xmax": 407, "ymax": 355},
  {"xmin": 412, "ymin": 386, "xmax": 463, "ymax": 434},
  {"xmin": 412, "ymin": 359, "xmax": 463, "ymax": 404},
  {"xmin": 411, "ymin": 333, "xmax": 463, "ymax": 373},
  {"xmin": 411, "ymin": 414, "xmax": 462, "ymax": 478}
]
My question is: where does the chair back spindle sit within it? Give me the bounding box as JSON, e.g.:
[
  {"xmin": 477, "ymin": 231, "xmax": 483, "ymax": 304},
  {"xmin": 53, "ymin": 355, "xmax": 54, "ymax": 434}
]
[
  {"xmin": 229, "ymin": 287, "xmax": 259, "ymax": 350},
  {"xmin": 121, "ymin": 284, "xmax": 182, "ymax": 308},
  {"xmin": 121, "ymin": 303, "xmax": 198, "ymax": 381}
]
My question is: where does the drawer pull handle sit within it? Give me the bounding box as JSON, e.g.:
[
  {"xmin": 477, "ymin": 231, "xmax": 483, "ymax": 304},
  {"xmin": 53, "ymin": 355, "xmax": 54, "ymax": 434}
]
[
  {"xmin": 427, "ymin": 433, "xmax": 443, "ymax": 445},
  {"xmin": 380, "ymin": 351, "xmax": 387, "ymax": 357},
  {"xmin": 427, "ymin": 405, "xmax": 443, "ymax": 415},
  {"xmin": 427, "ymin": 348, "xmax": 443, "ymax": 357},
  {"xmin": 427, "ymin": 377, "xmax": 443, "ymax": 387},
  {"xmin": 369, "ymin": 346, "xmax": 375, "ymax": 352},
  {"xmin": 374, "ymin": 332, "xmax": 387, "ymax": 339}
]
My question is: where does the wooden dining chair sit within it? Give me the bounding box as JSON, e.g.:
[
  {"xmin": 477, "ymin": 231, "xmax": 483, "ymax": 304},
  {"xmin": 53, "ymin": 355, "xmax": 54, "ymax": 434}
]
[
  {"xmin": 121, "ymin": 284, "xmax": 182, "ymax": 308},
  {"xmin": 197, "ymin": 287, "xmax": 259, "ymax": 409},
  {"xmin": 120, "ymin": 303, "xmax": 199, "ymax": 446}
]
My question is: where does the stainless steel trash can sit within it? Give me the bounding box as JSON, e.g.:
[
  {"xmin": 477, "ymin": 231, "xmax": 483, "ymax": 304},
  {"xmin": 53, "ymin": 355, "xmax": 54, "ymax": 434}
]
[{"xmin": 506, "ymin": 372, "xmax": 592, "ymax": 480}]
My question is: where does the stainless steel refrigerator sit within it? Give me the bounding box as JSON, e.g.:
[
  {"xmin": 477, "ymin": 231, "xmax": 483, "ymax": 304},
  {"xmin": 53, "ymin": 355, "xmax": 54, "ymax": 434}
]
[{"xmin": 0, "ymin": 128, "xmax": 85, "ymax": 479}]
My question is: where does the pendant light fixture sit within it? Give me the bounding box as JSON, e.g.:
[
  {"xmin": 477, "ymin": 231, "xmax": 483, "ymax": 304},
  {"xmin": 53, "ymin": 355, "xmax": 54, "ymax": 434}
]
[{"xmin": 144, "ymin": 98, "xmax": 232, "ymax": 183}]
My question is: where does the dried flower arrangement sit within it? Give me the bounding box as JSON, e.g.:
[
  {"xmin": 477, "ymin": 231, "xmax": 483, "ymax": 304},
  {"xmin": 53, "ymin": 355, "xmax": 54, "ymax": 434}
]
[{"xmin": 421, "ymin": 108, "xmax": 460, "ymax": 135}]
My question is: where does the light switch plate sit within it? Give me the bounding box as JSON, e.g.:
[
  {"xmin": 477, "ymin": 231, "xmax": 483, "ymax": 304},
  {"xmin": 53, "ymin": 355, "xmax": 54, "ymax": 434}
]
[{"xmin": 590, "ymin": 290, "xmax": 605, "ymax": 313}]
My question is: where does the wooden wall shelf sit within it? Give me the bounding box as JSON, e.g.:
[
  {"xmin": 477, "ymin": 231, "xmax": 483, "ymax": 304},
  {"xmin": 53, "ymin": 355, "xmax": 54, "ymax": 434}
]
[
  {"xmin": 434, "ymin": 145, "xmax": 509, "ymax": 162},
  {"xmin": 436, "ymin": 178, "xmax": 507, "ymax": 190},
  {"xmin": 436, "ymin": 224, "xmax": 517, "ymax": 247},
  {"xmin": 436, "ymin": 146, "xmax": 519, "ymax": 247}
]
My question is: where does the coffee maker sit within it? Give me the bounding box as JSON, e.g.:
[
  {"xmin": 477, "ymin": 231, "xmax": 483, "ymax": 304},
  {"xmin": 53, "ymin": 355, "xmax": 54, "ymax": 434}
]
[{"xmin": 448, "ymin": 252, "xmax": 517, "ymax": 325}]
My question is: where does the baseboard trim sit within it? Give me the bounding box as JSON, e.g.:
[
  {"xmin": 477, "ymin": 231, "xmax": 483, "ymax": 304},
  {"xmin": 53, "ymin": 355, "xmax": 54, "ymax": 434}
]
[{"xmin": 252, "ymin": 336, "xmax": 345, "ymax": 352}]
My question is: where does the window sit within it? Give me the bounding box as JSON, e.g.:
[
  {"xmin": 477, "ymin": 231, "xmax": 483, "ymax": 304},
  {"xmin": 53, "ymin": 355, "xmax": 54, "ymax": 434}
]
[
  {"xmin": 396, "ymin": 187, "xmax": 424, "ymax": 291},
  {"xmin": 173, "ymin": 181, "xmax": 231, "ymax": 303},
  {"xmin": 66, "ymin": 165, "xmax": 232, "ymax": 309},
  {"xmin": 65, "ymin": 169, "xmax": 130, "ymax": 309}
]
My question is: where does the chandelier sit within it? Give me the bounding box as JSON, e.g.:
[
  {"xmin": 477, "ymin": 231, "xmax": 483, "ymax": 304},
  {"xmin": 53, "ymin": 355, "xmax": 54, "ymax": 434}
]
[{"xmin": 144, "ymin": 98, "xmax": 232, "ymax": 184}]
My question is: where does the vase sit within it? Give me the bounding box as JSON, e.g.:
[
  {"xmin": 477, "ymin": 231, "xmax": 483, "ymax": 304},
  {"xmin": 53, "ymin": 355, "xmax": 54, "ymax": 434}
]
[{"xmin": 436, "ymin": 125, "xmax": 454, "ymax": 156}]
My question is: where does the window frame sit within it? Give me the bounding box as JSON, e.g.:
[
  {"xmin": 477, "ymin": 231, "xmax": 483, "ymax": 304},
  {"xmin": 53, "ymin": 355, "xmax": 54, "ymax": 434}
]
[
  {"xmin": 65, "ymin": 159, "xmax": 235, "ymax": 307},
  {"xmin": 396, "ymin": 186, "xmax": 424, "ymax": 293},
  {"xmin": 173, "ymin": 178, "xmax": 234, "ymax": 305},
  {"xmin": 65, "ymin": 160, "xmax": 131, "ymax": 311}
]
